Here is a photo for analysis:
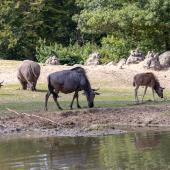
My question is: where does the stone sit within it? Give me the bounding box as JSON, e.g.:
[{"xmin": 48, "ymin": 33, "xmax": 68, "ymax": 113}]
[
  {"xmin": 45, "ymin": 55, "xmax": 60, "ymax": 65},
  {"xmin": 126, "ymin": 48, "xmax": 145, "ymax": 65},
  {"xmin": 106, "ymin": 61, "xmax": 114, "ymax": 66},
  {"xmin": 143, "ymin": 51, "xmax": 161, "ymax": 70},
  {"xmin": 159, "ymin": 51, "xmax": 170, "ymax": 68},
  {"xmin": 117, "ymin": 58, "xmax": 126, "ymax": 69},
  {"xmin": 85, "ymin": 52, "xmax": 100, "ymax": 65}
]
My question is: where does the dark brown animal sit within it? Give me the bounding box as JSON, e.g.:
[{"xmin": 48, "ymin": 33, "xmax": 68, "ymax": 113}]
[
  {"xmin": 17, "ymin": 60, "xmax": 40, "ymax": 91},
  {"xmin": 133, "ymin": 72, "xmax": 164, "ymax": 102},
  {"xmin": 45, "ymin": 67, "xmax": 100, "ymax": 110},
  {"xmin": 0, "ymin": 81, "xmax": 4, "ymax": 88}
]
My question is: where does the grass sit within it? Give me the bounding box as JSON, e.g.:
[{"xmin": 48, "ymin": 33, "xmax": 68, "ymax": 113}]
[{"xmin": 0, "ymin": 83, "xmax": 170, "ymax": 116}]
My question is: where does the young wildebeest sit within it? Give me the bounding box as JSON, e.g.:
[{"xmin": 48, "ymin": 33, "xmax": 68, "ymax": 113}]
[
  {"xmin": 44, "ymin": 67, "xmax": 100, "ymax": 110},
  {"xmin": 17, "ymin": 60, "xmax": 40, "ymax": 91},
  {"xmin": 133, "ymin": 72, "xmax": 164, "ymax": 103}
]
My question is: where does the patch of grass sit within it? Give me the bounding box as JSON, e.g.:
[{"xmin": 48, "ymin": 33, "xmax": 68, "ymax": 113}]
[{"xmin": 0, "ymin": 83, "xmax": 170, "ymax": 115}]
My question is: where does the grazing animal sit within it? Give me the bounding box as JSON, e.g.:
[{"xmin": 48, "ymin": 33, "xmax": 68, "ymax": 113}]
[
  {"xmin": 133, "ymin": 72, "xmax": 164, "ymax": 102},
  {"xmin": 45, "ymin": 67, "xmax": 100, "ymax": 110},
  {"xmin": 17, "ymin": 60, "xmax": 40, "ymax": 91},
  {"xmin": 0, "ymin": 81, "xmax": 4, "ymax": 88}
]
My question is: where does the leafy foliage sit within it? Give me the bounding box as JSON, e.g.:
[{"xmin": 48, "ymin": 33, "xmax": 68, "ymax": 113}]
[
  {"xmin": 0, "ymin": 0, "xmax": 170, "ymax": 63},
  {"xmin": 36, "ymin": 39, "xmax": 99, "ymax": 65}
]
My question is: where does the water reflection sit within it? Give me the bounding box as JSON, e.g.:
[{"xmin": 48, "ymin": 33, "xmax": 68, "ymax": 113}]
[
  {"xmin": 134, "ymin": 132, "xmax": 160, "ymax": 151},
  {"xmin": 0, "ymin": 131, "xmax": 170, "ymax": 169}
]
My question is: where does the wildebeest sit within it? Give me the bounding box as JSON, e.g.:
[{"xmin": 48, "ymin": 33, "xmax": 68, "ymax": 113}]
[
  {"xmin": 17, "ymin": 60, "xmax": 40, "ymax": 91},
  {"xmin": 44, "ymin": 67, "xmax": 100, "ymax": 110},
  {"xmin": 133, "ymin": 72, "xmax": 164, "ymax": 102},
  {"xmin": 0, "ymin": 81, "xmax": 4, "ymax": 88}
]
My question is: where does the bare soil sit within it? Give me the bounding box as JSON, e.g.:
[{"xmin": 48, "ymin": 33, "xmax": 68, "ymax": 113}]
[
  {"xmin": 1, "ymin": 104, "xmax": 170, "ymax": 137},
  {"xmin": 1, "ymin": 60, "xmax": 170, "ymax": 89}
]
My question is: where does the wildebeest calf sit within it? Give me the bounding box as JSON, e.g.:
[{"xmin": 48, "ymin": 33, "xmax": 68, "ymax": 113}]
[
  {"xmin": 133, "ymin": 72, "xmax": 164, "ymax": 102},
  {"xmin": 44, "ymin": 67, "xmax": 100, "ymax": 110}
]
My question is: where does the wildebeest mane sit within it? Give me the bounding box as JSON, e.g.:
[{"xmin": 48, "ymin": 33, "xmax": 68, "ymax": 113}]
[
  {"xmin": 71, "ymin": 67, "xmax": 86, "ymax": 74},
  {"xmin": 71, "ymin": 67, "xmax": 91, "ymax": 92},
  {"xmin": 148, "ymin": 73, "xmax": 160, "ymax": 90}
]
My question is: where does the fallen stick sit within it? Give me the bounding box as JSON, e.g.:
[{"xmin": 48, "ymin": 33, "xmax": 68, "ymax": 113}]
[
  {"xmin": 22, "ymin": 112, "xmax": 58, "ymax": 125},
  {"xmin": 6, "ymin": 108, "xmax": 20, "ymax": 115},
  {"xmin": 6, "ymin": 108, "xmax": 59, "ymax": 126}
]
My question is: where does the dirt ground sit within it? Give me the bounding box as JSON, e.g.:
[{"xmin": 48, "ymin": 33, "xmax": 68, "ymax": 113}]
[
  {"xmin": 1, "ymin": 60, "xmax": 170, "ymax": 137},
  {"xmin": 1, "ymin": 60, "xmax": 170, "ymax": 89},
  {"xmin": 1, "ymin": 104, "xmax": 170, "ymax": 137}
]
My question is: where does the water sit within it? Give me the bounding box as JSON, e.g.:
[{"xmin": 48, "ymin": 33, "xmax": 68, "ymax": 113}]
[{"xmin": 1, "ymin": 131, "xmax": 170, "ymax": 170}]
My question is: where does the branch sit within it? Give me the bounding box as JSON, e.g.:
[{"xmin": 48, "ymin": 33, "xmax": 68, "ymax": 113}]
[{"xmin": 6, "ymin": 108, "xmax": 58, "ymax": 126}]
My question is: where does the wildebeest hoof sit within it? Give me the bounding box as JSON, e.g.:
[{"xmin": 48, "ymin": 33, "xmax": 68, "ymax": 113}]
[
  {"xmin": 59, "ymin": 107, "xmax": 63, "ymax": 110},
  {"xmin": 77, "ymin": 105, "xmax": 81, "ymax": 109}
]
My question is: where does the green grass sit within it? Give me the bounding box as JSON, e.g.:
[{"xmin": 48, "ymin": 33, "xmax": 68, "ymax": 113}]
[{"xmin": 0, "ymin": 83, "xmax": 170, "ymax": 115}]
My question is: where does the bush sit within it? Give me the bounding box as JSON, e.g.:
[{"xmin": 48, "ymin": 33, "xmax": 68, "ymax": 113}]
[
  {"xmin": 100, "ymin": 35, "xmax": 130, "ymax": 62},
  {"xmin": 36, "ymin": 39, "xmax": 99, "ymax": 65}
]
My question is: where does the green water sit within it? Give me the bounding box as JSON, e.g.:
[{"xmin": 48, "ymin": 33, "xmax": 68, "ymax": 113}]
[{"xmin": 1, "ymin": 131, "xmax": 170, "ymax": 170}]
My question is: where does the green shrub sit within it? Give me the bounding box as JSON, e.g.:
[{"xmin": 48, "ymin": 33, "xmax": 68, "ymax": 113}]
[
  {"xmin": 100, "ymin": 35, "xmax": 130, "ymax": 62},
  {"xmin": 36, "ymin": 39, "xmax": 99, "ymax": 65}
]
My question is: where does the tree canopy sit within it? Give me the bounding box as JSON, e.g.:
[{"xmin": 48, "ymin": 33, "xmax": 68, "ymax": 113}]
[{"xmin": 0, "ymin": 0, "xmax": 169, "ymax": 62}]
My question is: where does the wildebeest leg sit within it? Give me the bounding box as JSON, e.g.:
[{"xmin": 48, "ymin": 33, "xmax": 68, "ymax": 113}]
[
  {"xmin": 53, "ymin": 93, "xmax": 63, "ymax": 110},
  {"xmin": 18, "ymin": 77, "xmax": 27, "ymax": 90},
  {"xmin": 76, "ymin": 92, "xmax": 81, "ymax": 109},
  {"xmin": 70, "ymin": 92, "xmax": 77, "ymax": 109},
  {"xmin": 135, "ymin": 86, "xmax": 139, "ymax": 103},
  {"xmin": 152, "ymin": 88, "xmax": 155, "ymax": 101},
  {"xmin": 45, "ymin": 91, "xmax": 51, "ymax": 111},
  {"xmin": 33, "ymin": 80, "xmax": 38, "ymax": 91},
  {"xmin": 27, "ymin": 82, "xmax": 35, "ymax": 91},
  {"xmin": 70, "ymin": 91, "xmax": 81, "ymax": 109},
  {"xmin": 142, "ymin": 86, "xmax": 148, "ymax": 102}
]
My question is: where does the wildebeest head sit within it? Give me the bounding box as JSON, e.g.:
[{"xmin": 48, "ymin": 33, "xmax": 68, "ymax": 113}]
[
  {"xmin": 155, "ymin": 86, "xmax": 164, "ymax": 98},
  {"xmin": 85, "ymin": 88, "xmax": 100, "ymax": 108}
]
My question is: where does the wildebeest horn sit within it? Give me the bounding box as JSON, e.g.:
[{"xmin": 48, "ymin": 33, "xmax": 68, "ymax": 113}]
[
  {"xmin": 92, "ymin": 88, "xmax": 99, "ymax": 91},
  {"xmin": 94, "ymin": 92, "xmax": 100, "ymax": 95}
]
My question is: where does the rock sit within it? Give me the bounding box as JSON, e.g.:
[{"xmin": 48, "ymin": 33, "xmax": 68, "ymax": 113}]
[
  {"xmin": 159, "ymin": 51, "xmax": 170, "ymax": 68},
  {"xmin": 73, "ymin": 64, "xmax": 83, "ymax": 67},
  {"xmin": 107, "ymin": 61, "xmax": 114, "ymax": 66},
  {"xmin": 45, "ymin": 55, "xmax": 60, "ymax": 65},
  {"xmin": 117, "ymin": 58, "xmax": 126, "ymax": 69},
  {"xmin": 126, "ymin": 48, "xmax": 145, "ymax": 65},
  {"xmin": 143, "ymin": 51, "xmax": 161, "ymax": 70},
  {"xmin": 85, "ymin": 52, "xmax": 100, "ymax": 65}
]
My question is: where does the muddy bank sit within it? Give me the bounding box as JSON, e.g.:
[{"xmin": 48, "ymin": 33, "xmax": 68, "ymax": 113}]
[{"xmin": 1, "ymin": 105, "xmax": 170, "ymax": 137}]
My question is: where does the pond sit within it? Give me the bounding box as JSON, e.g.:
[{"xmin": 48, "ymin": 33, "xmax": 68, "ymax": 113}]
[{"xmin": 1, "ymin": 131, "xmax": 170, "ymax": 170}]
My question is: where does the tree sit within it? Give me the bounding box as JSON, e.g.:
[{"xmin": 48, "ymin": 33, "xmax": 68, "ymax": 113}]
[
  {"xmin": 0, "ymin": 0, "xmax": 44, "ymax": 60},
  {"xmin": 75, "ymin": 0, "xmax": 170, "ymax": 60},
  {"xmin": 39, "ymin": 0, "xmax": 79, "ymax": 45}
]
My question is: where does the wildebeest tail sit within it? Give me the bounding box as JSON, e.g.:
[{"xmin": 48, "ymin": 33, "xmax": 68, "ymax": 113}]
[
  {"xmin": 47, "ymin": 76, "xmax": 58, "ymax": 97},
  {"xmin": 133, "ymin": 78, "xmax": 136, "ymax": 87},
  {"xmin": 47, "ymin": 76, "xmax": 53, "ymax": 92}
]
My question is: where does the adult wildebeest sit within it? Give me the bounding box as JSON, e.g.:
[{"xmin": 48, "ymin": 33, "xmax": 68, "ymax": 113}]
[
  {"xmin": 17, "ymin": 60, "xmax": 40, "ymax": 91},
  {"xmin": 133, "ymin": 72, "xmax": 164, "ymax": 103},
  {"xmin": 44, "ymin": 67, "xmax": 100, "ymax": 110}
]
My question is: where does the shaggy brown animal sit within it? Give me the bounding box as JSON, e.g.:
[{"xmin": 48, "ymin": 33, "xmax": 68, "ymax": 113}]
[
  {"xmin": 133, "ymin": 72, "xmax": 164, "ymax": 102},
  {"xmin": 17, "ymin": 60, "xmax": 40, "ymax": 91}
]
